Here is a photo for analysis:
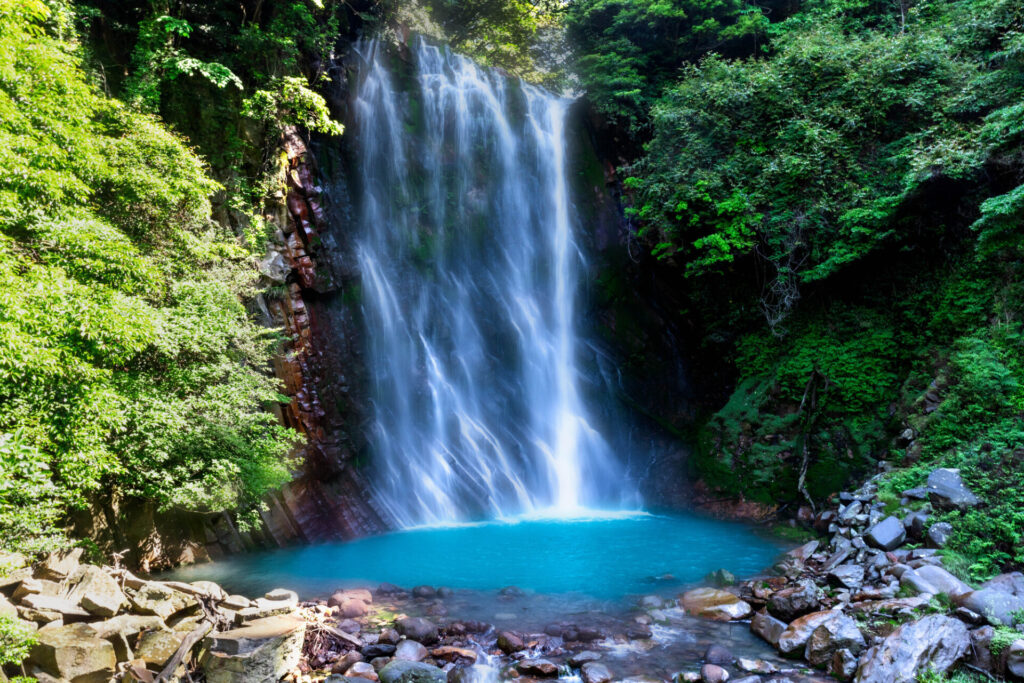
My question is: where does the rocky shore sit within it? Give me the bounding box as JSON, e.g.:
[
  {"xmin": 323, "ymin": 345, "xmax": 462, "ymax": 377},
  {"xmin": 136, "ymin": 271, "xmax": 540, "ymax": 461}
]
[
  {"xmin": 4, "ymin": 465, "xmax": 1024, "ymax": 683},
  {"xmin": 672, "ymin": 465, "xmax": 1024, "ymax": 682}
]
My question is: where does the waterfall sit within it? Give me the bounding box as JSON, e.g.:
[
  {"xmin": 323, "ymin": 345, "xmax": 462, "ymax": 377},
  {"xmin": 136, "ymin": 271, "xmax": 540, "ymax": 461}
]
[{"xmin": 352, "ymin": 39, "xmax": 631, "ymax": 526}]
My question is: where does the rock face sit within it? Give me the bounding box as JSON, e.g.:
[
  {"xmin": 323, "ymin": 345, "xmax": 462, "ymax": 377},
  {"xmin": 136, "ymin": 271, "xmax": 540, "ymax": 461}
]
[
  {"xmin": 203, "ymin": 614, "xmax": 306, "ymax": 683},
  {"xmin": 854, "ymin": 615, "xmax": 969, "ymax": 683},
  {"xmin": 864, "ymin": 516, "xmax": 906, "ymax": 551},
  {"xmin": 378, "ymin": 660, "xmax": 447, "ymax": 683},
  {"xmin": 925, "ymin": 468, "xmax": 979, "ymax": 510},
  {"xmin": 679, "ymin": 588, "xmax": 752, "ymax": 621},
  {"xmin": 28, "ymin": 622, "xmax": 117, "ymax": 683}
]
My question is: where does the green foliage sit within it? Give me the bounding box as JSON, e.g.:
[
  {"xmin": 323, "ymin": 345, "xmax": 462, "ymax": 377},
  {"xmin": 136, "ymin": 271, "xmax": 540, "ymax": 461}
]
[
  {"xmin": 242, "ymin": 77, "xmax": 344, "ymax": 136},
  {"xmin": 0, "ymin": 0, "xmax": 298, "ymax": 550},
  {"xmin": 566, "ymin": 0, "xmax": 772, "ymax": 127},
  {"xmin": 628, "ymin": 0, "xmax": 1024, "ymax": 304},
  {"xmin": 0, "ymin": 431, "xmax": 67, "ymax": 554},
  {"xmin": 0, "ymin": 614, "xmax": 37, "ymax": 668}
]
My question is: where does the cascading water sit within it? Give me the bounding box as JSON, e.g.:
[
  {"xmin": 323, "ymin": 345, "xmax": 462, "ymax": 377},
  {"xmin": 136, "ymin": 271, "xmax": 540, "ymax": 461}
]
[{"xmin": 352, "ymin": 39, "xmax": 633, "ymax": 526}]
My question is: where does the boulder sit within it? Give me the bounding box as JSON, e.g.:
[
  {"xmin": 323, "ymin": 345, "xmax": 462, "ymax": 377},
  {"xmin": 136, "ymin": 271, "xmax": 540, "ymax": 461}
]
[
  {"xmin": 135, "ymin": 629, "xmax": 187, "ymax": 669},
  {"xmin": 982, "ymin": 572, "xmax": 1024, "ymax": 595},
  {"xmin": 12, "ymin": 577, "xmax": 60, "ymax": 602},
  {"xmin": 64, "ymin": 565, "xmax": 127, "ymax": 617},
  {"xmin": 700, "ymin": 664, "xmax": 729, "ymax": 683},
  {"xmin": 129, "ymin": 582, "xmax": 199, "ymax": 620},
  {"xmin": 234, "ymin": 597, "xmax": 298, "ymax": 624},
  {"xmin": 865, "ymin": 516, "xmax": 906, "ymax": 551},
  {"xmin": 768, "ymin": 580, "xmax": 819, "ymax": 620},
  {"xmin": 853, "ymin": 615, "xmax": 969, "ymax": 682},
  {"xmin": 926, "ymin": 522, "xmax": 952, "ymax": 548},
  {"xmin": 828, "ymin": 565, "xmax": 865, "ymax": 590},
  {"xmin": 429, "ymin": 646, "xmax": 475, "ymax": 663},
  {"xmin": 190, "ymin": 581, "xmax": 228, "ymax": 601},
  {"xmin": 394, "ymin": 640, "xmax": 428, "ymax": 662},
  {"xmin": 926, "ymin": 468, "xmax": 979, "ymax": 510},
  {"xmin": 378, "ymin": 660, "xmax": 446, "ymax": 683},
  {"xmin": 516, "ymin": 659, "xmax": 559, "ymax": 677},
  {"xmin": 497, "ymin": 630, "xmax": 524, "ymax": 653},
  {"xmin": 899, "ymin": 569, "xmax": 938, "ymax": 596},
  {"xmin": 1007, "ymin": 639, "xmax": 1024, "ymax": 678},
  {"xmin": 704, "ymin": 644, "xmax": 734, "ymax": 665},
  {"xmin": 28, "ymin": 622, "xmax": 116, "ymax": 683},
  {"xmin": 20, "ymin": 594, "xmax": 91, "ymax": 621},
  {"xmin": 202, "ymin": 614, "xmax": 306, "ymax": 683},
  {"xmin": 90, "ymin": 614, "xmax": 166, "ymax": 640},
  {"xmin": 750, "ymin": 610, "xmax": 788, "ymax": 647},
  {"xmin": 348, "ymin": 661, "xmax": 379, "ymax": 681},
  {"xmin": 680, "ymin": 588, "xmax": 752, "ymax": 621},
  {"xmin": 411, "ymin": 586, "xmax": 436, "ymax": 599},
  {"xmin": 777, "ymin": 610, "xmax": 839, "ymax": 656},
  {"xmin": 831, "ymin": 648, "xmax": 859, "ymax": 681},
  {"xmin": 395, "ymin": 617, "xmax": 438, "ymax": 644},
  {"xmin": 581, "ymin": 662, "xmax": 613, "ymax": 683},
  {"xmin": 958, "ymin": 587, "xmax": 1024, "ymax": 626},
  {"xmin": 34, "ymin": 548, "xmax": 83, "ymax": 582},
  {"xmin": 361, "ymin": 644, "xmax": 396, "ymax": 659},
  {"xmin": 913, "ymin": 565, "xmax": 971, "ymax": 598},
  {"xmin": 264, "ymin": 588, "xmax": 298, "ymax": 604},
  {"xmin": 804, "ymin": 614, "xmax": 865, "ymax": 668},
  {"xmin": 569, "ymin": 651, "xmax": 602, "ymax": 666}
]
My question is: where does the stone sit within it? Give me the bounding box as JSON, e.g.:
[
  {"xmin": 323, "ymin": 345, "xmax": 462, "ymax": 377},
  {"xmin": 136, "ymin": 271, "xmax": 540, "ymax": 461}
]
[
  {"xmin": 411, "ymin": 586, "xmax": 437, "ymax": 599},
  {"xmin": 914, "ymin": 565, "xmax": 972, "ymax": 598},
  {"xmin": 516, "ymin": 659, "xmax": 559, "ymax": 677},
  {"xmin": 21, "ymin": 594, "xmax": 90, "ymax": 621},
  {"xmin": 202, "ymin": 614, "xmax": 306, "ymax": 683},
  {"xmin": 581, "ymin": 662, "xmax": 613, "ymax": 683},
  {"xmin": 700, "ymin": 663, "xmax": 729, "ymax": 683},
  {"xmin": 680, "ymin": 588, "xmax": 752, "ymax": 621},
  {"xmin": 429, "ymin": 646, "xmax": 475, "ymax": 663},
  {"xmin": 12, "ymin": 577, "xmax": 60, "ymax": 602},
  {"xmin": 361, "ymin": 644, "xmax": 396, "ymax": 659},
  {"xmin": 64, "ymin": 565, "xmax": 127, "ymax": 617},
  {"xmin": 705, "ymin": 569, "xmax": 736, "ymax": 587},
  {"xmin": 369, "ymin": 657, "xmax": 391, "ymax": 671},
  {"xmin": 957, "ymin": 588, "xmax": 1024, "ymax": 626},
  {"xmin": 787, "ymin": 540, "xmax": 820, "ymax": 563},
  {"xmin": 135, "ymin": 629, "xmax": 187, "ymax": 668},
  {"xmin": 865, "ymin": 516, "xmax": 906, "ymax": 551},
  {"xmin": 191, "ymin": 580, "xmax": 228, "ymax": 601},
  {"xmin": 235, "ymin": 597, "xmax": 297, "ymax": 624},
  {"xmin": 777, "ymin": 610, "xmax": 839, "ymax": 656},
  {"xmin": 768, "ymin": 580, "xmax": 819, "ymax": 620},
  {"xmin": 981, "ymin": 572, "xmax": 1024, "ymax": 595},
  {"xmin": 264, "ymin": 588, "xmax": 298, "ymax": 604},
  {"xmin": 839, "ymin": 501, "xmax": 862, "ymax": 524},
  {"xmin": 0, "ymin": 593, "xmax": 17, "ymax": 619},
  {"xmin": 378, "ymin": 627, "xmax": 399, "ymax": 644},
  {"xmin": 349, "ymin": 661, "xmax": 380, "ymax": 680},
  {"xmin": 968, "ymin": 626, "xmax": 995, "ymax": 671},
  {"xmin": 378, "ymin": 660, "xmax": 446, "ymax": 683},
  {"xmin": 926, "ymin": 522, "xmax": 952, "ymax": 548},
  {"xmin": 496, "ymin": 630, "xmax": 524, "ymax": 653},
  {"xmin": 35, "ymin": 548, "xmax": 83, "ymax": 582},
  {"xmin": 804, "ymin": 613, "xmax": 865, "ymax": 668},
  {"xmin": 331, "ymin": 651, "xmax": 364, "ymax": 674},
  {"xmin": 396, "ymin": 617, "xmax": 438, "ymax": 644},
  {"xmin": 28, "ymin": 622, "xmax": 116, "ymax": 683},
  {"xmin": 926, "ymin": 468, "xmax": 980, "ymax": 510},
  {"xmin": 899, "ymin": 569, "xmax": 938, "ymax": 596},
  {"xmin": 569, "ymin": 651, "xmax": 602, "ymax": 666},
  {"xmin": 827, "ymin": 565, "xmax": 865, "ymax": 590},
  {"xmin": 1007, "ymin": 639, "xmax": 1024, "ymax": 678},
  {"xmin": 735, "ymin": 658, "xmax": 775, "ymax": 674},
  {"xmin": 394, "ymin": 640, "xmax": 428, "ymax": 662},
  {"xmin": 90, "ymin": 614, "xmax": 167, "ymax": 640},
  {"xmin": 129, "ymin": 582, "xmax": 199, "ymax": 620},
  {"xmin": 830, "ymin": 648, "xmax": 858, "ymax": 681},
  {"xmin": 853, "ymin": 615, "xmax": 969, "ymax": 682},
  {"xmin": 751, "ymin": 610, "xmax": 788, "ymax": 647},
  {"xmin": 259, "ymin": 251, "xmax": 290, "ymax": 282},
  {"xmin": 704, "ymin": 644, "xmax": 734, "ymax": 665},
  {"xmin": 221, "ymin": 594, "xmax": 251, "ymax": 610}
]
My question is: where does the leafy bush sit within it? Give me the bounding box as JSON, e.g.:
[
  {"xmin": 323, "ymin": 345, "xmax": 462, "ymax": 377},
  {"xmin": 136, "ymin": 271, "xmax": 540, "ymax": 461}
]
[{"xmin": 0, "ymin": 614, "xmax": 37, "ymax": 668}]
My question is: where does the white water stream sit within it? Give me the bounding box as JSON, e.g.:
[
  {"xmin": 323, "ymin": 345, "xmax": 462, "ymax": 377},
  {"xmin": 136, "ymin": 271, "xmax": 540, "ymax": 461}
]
[{"xmin": 353, "ymin": 39, "xmax": 632, "ymax": 526}]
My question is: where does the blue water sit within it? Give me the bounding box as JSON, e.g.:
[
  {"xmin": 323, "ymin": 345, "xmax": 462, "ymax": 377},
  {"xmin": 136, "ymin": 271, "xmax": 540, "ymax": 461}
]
[{"xmin": 166, "ymin": 512, "xmax": 786, "ymax": 601}]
